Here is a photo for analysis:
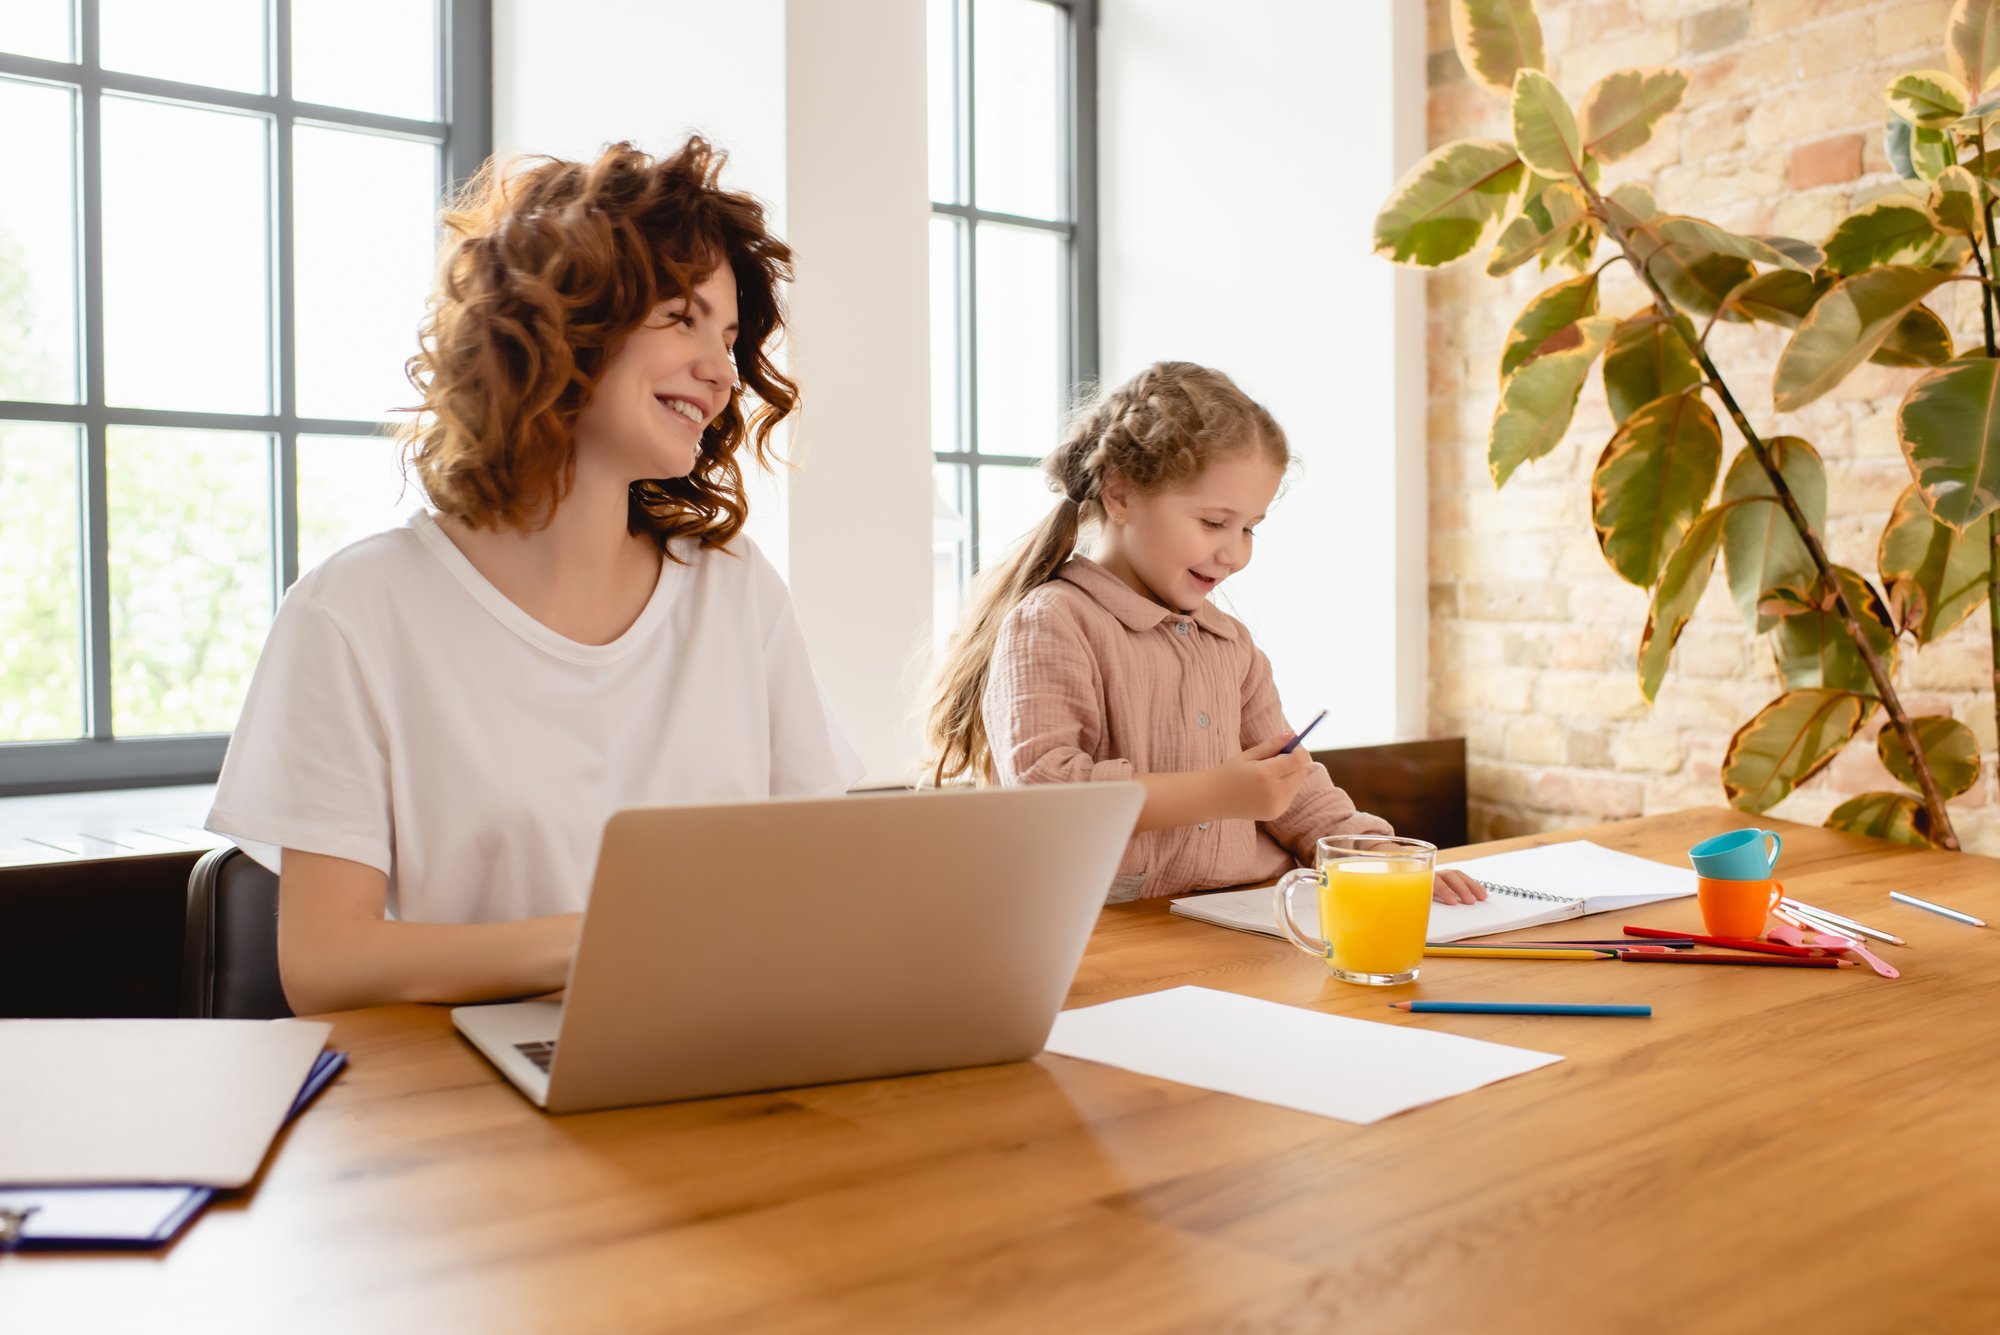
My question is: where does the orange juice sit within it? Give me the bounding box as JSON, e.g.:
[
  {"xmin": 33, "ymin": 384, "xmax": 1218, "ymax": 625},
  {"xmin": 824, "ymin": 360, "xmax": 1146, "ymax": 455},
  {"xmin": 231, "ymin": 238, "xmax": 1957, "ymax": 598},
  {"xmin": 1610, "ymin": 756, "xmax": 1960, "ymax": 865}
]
[{"xmin": 1319, "ymin": 858, "xmax": 1432, "ymax": 977}]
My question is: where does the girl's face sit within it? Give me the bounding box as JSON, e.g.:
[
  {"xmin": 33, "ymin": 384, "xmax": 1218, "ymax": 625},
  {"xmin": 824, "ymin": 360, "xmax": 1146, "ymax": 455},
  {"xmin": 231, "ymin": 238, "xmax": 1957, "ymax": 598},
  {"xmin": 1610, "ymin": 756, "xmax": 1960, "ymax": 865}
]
[
  {"xmin": 1098, "ymin": 448, "xmax": 1285, "ymax": 613},
  {"xmin": 573, "ymin": 264, "xmax": 739, "ymax": 486}
]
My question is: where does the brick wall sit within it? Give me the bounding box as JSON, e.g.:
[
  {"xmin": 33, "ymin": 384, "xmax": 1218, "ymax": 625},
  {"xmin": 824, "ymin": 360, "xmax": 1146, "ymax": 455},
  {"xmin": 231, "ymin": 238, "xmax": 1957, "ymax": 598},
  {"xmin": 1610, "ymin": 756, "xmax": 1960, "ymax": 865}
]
[{"xmin": 1422, "ymin": 0, "xmax": 2000, "ymax": 853}]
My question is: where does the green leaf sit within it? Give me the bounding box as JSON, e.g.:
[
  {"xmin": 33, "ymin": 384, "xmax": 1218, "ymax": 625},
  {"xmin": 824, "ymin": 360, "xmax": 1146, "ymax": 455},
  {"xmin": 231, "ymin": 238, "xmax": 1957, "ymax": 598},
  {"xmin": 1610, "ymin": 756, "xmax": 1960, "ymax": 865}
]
[
  {"xmin": 1608, "ymin": 181, "xmax": 1658, "ymax": 221},
  {"xmin": 1774, "ymin": 267, "xmax": 1954, "ymax": 412},
  {"xmin": 1888, "ymin": 118, "xmax": 1956, "ymax": 182},
  {"xmin": 1869, "ymin": 304, "xmax": 1954, "ymax": 367},
  {"xmin": 1928, "ymin": 165, "xmax": 1984, "ymax": 235},
  {"xmin": 1374, "ymin": 140, "xmax": 1527, "ymax": 266},
  {"xmin": 1637, "ymin": 505, "xmax": 1728, "ymax": 702},
  {"xmin": 1547, "ymin": 215, "xmax": 1603, "ymax": 273},
  {"xmin": 1723, "ymin": 688, "xmax": 1873, "ymax": 813},
  {"xmin": 1619, "ymin": 216, "xmax": 1759, "ymax": 319},
  {"xmin": 1887, "ymin": 69, "xmax": 1971, "ymax": 128},
  {"xmin": 1726, "ymin": 270, "xmax": 1831, "ymax": 328},
  {"xmin": 1591, "ymin": 388, "xmax": 1723, "ymax": 587},
  {"xmin": 1602, "ymin": 312, "xmax": 1704, "ymax": 424},
  {"xmin": 1948, "ymin": 0, "xmax": 2000, "ymax": 95},
  {"xmin": 1489, "ymin": 315, "xmax": 1617, "ymax": 487},
  {"xmin": 1897, "ymin": 355, "xmax": 2000, "ymax": 529},
  {"xmin": 1579, "ymin": 68, "xmax": 1689, "ymax": 162},
  {"xmin": 1820, "ymin": 197, "xmax": 1964, "ymax": 275},
  {"xmin": 1450, "ymin": 0, "xmax": 1547, "ymax": 97},
  {"xmin": 1487, "ymin": 181, "xmax": 1588, "ymax": 276},
  {"xmin": 1721, "ymin": 436, "xmax": 1826, "ymax": 633},
  {"xmin": 1879, "ymin": 715, "xmax": 1984, "ymax": 799},
  {"xmin": 1653, "ymin": 217, "xmax": 1822, "ymax": 272},
  {"xmin": 1825, "ymin": 792, "xmax": 1934, "ymax": 846},
  {"xmin": 1770, "ymin": 567, "xmax": 1899, "ymax": 694},
  {"xmin": 1499, "ymin": 273, "xmax": 1600, "ymax": 381},
  {"xmin": 1880, "ymin": 481, "xmax": 1994, "ymax": 642},
  {"xmin": 1512, "ymin": 69, "xmax": 1586, "ymax": 179}
]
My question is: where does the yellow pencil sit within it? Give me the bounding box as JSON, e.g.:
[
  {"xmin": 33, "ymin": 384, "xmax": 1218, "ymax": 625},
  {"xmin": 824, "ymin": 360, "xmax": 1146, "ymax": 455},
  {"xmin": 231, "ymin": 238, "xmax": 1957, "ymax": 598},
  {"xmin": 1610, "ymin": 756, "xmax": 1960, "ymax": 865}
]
[{"xmin": 1421, "ymin": 946, "xmax": 1614, "ymax": 960}]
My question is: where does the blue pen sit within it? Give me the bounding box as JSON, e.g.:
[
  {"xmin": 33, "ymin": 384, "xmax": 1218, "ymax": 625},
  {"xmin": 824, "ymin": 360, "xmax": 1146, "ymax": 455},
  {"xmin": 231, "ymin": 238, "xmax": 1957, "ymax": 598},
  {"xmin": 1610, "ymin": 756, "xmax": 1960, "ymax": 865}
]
[
  {"xmin": 1278, "ymin": 708, "xmax": 1328, "ymax": 755},
  {"xmin": 1389, "ymin": 1001, "xmax": 1652, "ymax": 1017}
]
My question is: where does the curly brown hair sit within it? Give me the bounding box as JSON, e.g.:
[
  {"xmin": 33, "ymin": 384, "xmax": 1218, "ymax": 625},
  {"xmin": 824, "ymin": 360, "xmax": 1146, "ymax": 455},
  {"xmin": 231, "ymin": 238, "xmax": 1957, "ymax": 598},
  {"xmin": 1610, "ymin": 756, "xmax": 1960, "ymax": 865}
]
[
  {"xmin": 403, "ymin": 137, "xmax": 796, "ymax": 554},
  {"xmin": 923, "ymin": 362, "xmax": 1291, "ymax": 784}
]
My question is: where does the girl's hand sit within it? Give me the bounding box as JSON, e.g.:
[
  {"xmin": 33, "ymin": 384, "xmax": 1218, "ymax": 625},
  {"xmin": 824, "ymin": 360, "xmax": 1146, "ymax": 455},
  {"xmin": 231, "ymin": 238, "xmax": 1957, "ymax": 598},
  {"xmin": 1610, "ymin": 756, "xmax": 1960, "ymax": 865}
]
[
  {"xmin": 1216, "ymin": 737, "xmax": 1313, "ymax": 822},
  {"xmin": 1433, "ymin": 869, "xmax": 1487, "ymax": 905}
]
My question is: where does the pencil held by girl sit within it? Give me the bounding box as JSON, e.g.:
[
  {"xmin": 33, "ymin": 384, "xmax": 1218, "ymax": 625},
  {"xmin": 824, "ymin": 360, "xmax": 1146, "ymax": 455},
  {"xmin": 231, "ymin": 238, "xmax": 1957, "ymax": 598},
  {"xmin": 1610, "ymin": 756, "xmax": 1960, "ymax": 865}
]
[{"xmin": 924, "ymin": 362, "xmax": 1483, "ymax": 905}]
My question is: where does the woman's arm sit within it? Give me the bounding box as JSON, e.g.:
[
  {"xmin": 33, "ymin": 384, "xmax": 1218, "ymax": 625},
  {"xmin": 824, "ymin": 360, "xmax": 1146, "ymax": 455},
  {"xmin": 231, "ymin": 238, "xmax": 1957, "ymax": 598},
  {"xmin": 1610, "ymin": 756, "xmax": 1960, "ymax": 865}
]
[{"xmin": 278, "ymin": 850, "xmax": 580, "ymax": 1014}]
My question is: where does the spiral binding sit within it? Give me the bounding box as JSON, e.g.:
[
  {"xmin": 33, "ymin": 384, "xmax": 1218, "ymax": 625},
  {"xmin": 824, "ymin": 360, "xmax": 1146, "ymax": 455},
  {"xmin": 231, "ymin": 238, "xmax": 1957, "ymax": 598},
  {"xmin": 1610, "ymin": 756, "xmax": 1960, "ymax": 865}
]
[{"xmin": 1476, "ymin": 878, "xmax": 1572, "ymax": 905}]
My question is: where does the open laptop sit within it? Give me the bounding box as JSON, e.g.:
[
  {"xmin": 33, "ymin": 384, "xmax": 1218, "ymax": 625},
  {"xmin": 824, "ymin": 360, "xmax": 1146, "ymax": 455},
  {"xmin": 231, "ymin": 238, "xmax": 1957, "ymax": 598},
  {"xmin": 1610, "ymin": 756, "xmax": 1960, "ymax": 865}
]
[{"xmin": 452, "ymin": 781, "xmax": 1144, "ymax": 1113}]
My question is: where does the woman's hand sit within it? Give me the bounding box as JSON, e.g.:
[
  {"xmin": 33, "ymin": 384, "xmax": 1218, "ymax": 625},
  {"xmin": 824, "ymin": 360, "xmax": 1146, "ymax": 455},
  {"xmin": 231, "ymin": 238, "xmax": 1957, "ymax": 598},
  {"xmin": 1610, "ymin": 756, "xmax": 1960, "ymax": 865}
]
[
  {"xmin": 1432, "ymin": 868, "xmax": 1488, "ymax": 905},
  {"xmin": 1215, "ymin": 737, "xmax": 1314, "ymax": 822}
]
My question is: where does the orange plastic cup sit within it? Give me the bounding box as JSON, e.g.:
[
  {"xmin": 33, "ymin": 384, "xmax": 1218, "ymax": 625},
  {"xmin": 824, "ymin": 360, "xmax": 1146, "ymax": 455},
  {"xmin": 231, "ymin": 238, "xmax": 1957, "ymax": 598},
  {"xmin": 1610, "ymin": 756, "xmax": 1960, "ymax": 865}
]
[{"xmin": 1697, "ymin": 876, "xmax": 1782, "ymax": 938}]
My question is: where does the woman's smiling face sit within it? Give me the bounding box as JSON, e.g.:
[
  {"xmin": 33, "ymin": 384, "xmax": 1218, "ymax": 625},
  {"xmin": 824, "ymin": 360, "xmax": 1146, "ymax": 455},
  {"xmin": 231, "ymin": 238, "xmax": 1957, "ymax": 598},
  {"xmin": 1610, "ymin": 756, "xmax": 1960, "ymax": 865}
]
[{"xmin": 572, "ymin": 264, "xmax": 739, "ymax": 485}]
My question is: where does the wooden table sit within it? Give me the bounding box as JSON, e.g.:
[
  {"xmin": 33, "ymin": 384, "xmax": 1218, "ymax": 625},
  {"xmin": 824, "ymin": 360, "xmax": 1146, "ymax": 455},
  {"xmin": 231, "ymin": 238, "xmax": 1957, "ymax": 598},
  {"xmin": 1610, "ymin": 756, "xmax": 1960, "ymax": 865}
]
[{"xmin": 6, "ymin": 808, "xmax": 1998, "ymax": 1333}]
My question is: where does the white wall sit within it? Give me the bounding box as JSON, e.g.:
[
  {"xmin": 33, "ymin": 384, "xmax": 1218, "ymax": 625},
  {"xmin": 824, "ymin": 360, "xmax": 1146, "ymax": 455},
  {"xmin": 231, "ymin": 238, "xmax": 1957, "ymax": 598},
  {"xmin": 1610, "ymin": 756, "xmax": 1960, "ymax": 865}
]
[
  {"xmin": 492, "ymin": 0, "xmax": 935, "ymax": 779},
  {"xmin": 1096, "ymin": 0, "xmax": 1427, "ymax": 746}
]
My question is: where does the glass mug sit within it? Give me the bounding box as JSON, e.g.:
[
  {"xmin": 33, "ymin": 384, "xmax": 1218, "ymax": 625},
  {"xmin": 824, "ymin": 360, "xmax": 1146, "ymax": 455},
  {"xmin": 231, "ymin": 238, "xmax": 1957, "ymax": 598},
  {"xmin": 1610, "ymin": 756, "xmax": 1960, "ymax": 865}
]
[{"xmin": 1274, "ymin": 835, "xmax": 1436, "ymax": 986}]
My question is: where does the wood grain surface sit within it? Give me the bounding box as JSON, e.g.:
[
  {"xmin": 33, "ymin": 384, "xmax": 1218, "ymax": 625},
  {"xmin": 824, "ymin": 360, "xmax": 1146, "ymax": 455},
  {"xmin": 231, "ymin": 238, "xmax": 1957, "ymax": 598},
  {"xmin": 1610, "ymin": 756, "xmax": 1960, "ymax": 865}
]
[{"xmin": 5, "ymin": 808, "xmax": 1996, "ymax": 1334}]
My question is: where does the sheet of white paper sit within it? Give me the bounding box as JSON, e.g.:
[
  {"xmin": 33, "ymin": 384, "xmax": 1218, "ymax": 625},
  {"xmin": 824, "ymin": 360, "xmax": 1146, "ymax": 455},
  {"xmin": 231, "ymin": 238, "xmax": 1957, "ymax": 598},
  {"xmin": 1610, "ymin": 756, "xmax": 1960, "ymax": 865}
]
[
  {"xmin": 0, "ymin": 1019, "xmax": 331, "ymax": 1187},
  {"xmin": 1044, "ymin": 985, "xmax": 1562, "ymax": 1124},
  {"xmin": 1439, "ymin": 840, "xmax": 1696, "ymax": 912}
]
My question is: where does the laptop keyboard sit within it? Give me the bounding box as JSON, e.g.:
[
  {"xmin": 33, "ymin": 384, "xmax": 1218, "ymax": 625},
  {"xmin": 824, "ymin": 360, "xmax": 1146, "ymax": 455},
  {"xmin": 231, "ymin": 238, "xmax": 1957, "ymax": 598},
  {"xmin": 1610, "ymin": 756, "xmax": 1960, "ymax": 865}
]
[{"xmin": 514, "ymin": 1040, "xmax": 557, "ymax": 1073}]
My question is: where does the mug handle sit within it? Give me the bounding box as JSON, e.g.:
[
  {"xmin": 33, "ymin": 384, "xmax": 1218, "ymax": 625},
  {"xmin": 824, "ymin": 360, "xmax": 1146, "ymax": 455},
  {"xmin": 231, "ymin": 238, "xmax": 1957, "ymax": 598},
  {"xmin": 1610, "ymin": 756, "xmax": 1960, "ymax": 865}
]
[
  {"xmin": 1273, "ymin": 868, "xmax": 1329, "ymax": 959},
  {"xmin": 1767, "ymin": 879, "xmax": 1784, "ymax": 915},
  {"xmin": 1762, "ymin": 830, "xmax": 1782, "ymax": 873}
]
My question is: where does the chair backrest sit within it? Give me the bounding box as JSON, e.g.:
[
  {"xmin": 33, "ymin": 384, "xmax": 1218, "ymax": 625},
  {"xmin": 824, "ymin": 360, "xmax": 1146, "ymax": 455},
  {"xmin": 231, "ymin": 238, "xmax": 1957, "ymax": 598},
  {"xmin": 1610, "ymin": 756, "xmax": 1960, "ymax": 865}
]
[
  {"xmin": 1309, "ymin": 736, "xmax": 1468, "ymax": 851},
  {"xmin": 181, "ymin": 846, "xmax": 292, "ymax": 1019}
]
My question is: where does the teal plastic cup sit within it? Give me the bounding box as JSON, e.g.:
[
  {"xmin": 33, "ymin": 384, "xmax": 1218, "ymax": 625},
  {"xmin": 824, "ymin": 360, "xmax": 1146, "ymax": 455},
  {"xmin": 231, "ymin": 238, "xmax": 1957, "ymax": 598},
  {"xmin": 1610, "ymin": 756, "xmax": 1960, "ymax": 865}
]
[{"xmin": 1688, "ymin": 828, "xmax": 1781, "ymax": 880}]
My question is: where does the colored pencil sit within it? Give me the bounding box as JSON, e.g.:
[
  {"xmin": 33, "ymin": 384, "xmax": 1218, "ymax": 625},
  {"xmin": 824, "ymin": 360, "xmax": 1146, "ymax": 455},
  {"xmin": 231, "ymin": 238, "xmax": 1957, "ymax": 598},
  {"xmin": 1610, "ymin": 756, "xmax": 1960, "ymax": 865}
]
[
  {"xmin": 1889, "ymin": 891, "xmax": 1987, "ymax": 928},
  {"xmin": 1422, "ymin": 946, "xmax": 1613, "ymax": 960},
  {"xmin": 1617, "ymin": 951, "xmax": 1852, "ymax": 969},
  {"xmin": 1780, "ymin": 898, "xmax": 1906, "ymax": 947},
  {"xmin": 1622, "ymin": 926, "xmax": 1825, "ymax": 957},
  {"xmin": 1389, "ymin": 1001, "xmax": 1652, "ymax": 1017},
  {"xmin": 1498, "ymin": 938, "xmax": 1697, "ymax": 948}
]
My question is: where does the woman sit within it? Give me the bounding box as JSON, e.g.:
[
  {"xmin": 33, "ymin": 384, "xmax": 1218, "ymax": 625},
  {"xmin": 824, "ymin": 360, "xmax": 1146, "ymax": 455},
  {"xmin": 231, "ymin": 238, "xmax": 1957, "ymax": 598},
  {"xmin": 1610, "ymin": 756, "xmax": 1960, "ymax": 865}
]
[{"xmin": 208, "ymin": 138, "xmax": 860, "ymax": 1014}]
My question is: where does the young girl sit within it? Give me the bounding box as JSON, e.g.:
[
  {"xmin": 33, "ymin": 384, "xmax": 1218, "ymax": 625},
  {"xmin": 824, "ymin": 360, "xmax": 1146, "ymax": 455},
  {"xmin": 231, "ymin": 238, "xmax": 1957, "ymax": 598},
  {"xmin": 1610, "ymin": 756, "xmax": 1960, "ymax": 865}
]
[
  {"xmin": 925, "ymin": 362, "xmax": 1481, "ymax": 904},
  {"xmin": 207, "ymin": 138, "xmax": 862, "ymax": 1014}
]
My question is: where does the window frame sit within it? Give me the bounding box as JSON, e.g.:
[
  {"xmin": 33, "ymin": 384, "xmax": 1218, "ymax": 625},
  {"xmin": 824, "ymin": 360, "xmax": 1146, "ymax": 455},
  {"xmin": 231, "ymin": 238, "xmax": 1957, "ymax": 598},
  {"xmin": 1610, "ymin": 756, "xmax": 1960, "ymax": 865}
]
[
  {"xmin": 0, "ymin": 0, "xmax": 491, "ymax": 796},
  {"xmin": 930, "ymin": 0, "xmax": 1097, "ymax": 584}
]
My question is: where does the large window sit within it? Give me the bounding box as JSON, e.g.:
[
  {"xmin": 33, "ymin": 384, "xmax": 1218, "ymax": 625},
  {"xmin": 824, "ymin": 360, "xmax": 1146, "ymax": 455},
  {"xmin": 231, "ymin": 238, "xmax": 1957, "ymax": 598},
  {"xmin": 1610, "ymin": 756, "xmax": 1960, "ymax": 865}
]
[
  {"xmin": 927, "ymin": 0, "xmax": 1095, "ymax": 646},
  {"xmin": 0, "ymin": 0, "xmax": 490, "ymax": 794}
]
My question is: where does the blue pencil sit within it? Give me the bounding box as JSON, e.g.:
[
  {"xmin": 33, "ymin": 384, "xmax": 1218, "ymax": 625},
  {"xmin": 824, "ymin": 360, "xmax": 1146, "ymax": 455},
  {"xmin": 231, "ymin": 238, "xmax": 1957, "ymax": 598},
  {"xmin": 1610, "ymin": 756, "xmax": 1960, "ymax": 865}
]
[{"xmin": 1389, "ymin": 1001, "xmax": 1652, "ymax": 1017}]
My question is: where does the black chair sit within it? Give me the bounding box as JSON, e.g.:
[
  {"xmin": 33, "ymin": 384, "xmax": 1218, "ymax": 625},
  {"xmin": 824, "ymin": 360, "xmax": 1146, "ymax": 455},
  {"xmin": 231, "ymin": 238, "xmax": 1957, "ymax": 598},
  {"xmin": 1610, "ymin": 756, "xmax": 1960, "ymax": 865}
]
[{"xmin": 181, "ymin": 846, "xmax": 292, "ymax": 1019}]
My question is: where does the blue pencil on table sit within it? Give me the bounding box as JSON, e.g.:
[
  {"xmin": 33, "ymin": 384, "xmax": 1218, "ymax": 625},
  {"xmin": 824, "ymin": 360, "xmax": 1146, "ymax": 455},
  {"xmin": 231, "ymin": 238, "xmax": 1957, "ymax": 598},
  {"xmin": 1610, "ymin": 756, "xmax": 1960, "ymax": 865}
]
[{"xmin": 1389, "ymin": 1001, "xmax": 1652, "ymax": 1017}]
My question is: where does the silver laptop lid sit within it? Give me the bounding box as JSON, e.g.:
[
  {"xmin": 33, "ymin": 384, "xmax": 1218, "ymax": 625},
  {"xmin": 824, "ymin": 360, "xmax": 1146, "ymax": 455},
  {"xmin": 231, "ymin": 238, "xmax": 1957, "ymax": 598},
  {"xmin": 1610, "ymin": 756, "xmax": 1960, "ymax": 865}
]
[{"xmin": 543, "ymin": 782, "xmax": 1144, "ymax": 1113}]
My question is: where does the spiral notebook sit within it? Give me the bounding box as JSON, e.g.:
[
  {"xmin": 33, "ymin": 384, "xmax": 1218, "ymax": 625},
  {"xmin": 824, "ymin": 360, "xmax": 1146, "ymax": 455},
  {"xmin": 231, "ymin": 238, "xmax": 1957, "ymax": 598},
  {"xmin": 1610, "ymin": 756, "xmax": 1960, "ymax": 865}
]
[{"xmin": 1167, "ymin": 839, "xmax": 1698, "ymax": 943}]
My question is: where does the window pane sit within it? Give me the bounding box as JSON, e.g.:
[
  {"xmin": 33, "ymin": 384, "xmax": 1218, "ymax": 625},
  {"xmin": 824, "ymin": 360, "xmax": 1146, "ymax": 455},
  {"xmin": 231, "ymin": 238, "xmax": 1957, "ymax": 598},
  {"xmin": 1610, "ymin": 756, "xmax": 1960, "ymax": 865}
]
[
  {"xmin": 974, "ymin": 222, "xmax": 1063, "ymax": 456},
  {"xmin": 297, "ymin": 433, "xmax": 417, "ymax": 574},
  {"xmin": 929, "ymin": 214, "xmax": 963, "ymax": 454},
  {"xmin": 293, "ymin": 0, "xmax": 438, "ymax": 121},
  {"xmin": 0, "ymin": 1, "xmax": 72, "ymax": 62},
  {"xmin": 926, "ymin": 0, "xmax": 961, "ymax": 205},
  {"xmin": 932, "ymin": 462, "xmax": 969, "ymax": 656},
  {"xmin": 973, "ymin": 0, "xmax": 1063, "ymax": 220},
  {"xmin": 99, "ymin": 0, "xmax": 267, "ymax": 94},
  {"xmin": 0, "ymin": 78, "xmax": 79, "ymax": 405},
  {"xmin": 107, "ymin": 427, "xmax": 272, "ymax": 737},
  {"xmin": 0, "ymin": 422, "xmax": 83, "ymax": 741},
  {"xmin": 102, "ymin": 96, "xmax": 271, "ymax": 413},
  {"xmin": 976, "ymin": 461, "xmax": 1054, "ymax": 571},
  {"xmin": 294, "ymin": 125, "xmax": 438, "ymax": 421}
]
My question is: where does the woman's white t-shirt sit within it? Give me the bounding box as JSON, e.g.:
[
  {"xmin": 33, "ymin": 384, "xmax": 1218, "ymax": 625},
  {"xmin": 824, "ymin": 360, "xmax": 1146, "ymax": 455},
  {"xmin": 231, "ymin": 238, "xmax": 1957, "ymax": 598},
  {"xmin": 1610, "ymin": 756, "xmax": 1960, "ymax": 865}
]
[{"xmin": 206, "ymin": 511, "xmax": 864, "ymax": 924}]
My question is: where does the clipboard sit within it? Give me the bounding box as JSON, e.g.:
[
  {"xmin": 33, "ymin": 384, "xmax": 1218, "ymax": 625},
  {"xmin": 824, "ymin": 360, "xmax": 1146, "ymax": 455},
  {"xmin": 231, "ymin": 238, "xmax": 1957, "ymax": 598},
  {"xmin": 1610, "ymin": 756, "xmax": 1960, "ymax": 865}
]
[{"xmin": 0, "ymin": 1050, "xmax": 347, "ymax": 1252}]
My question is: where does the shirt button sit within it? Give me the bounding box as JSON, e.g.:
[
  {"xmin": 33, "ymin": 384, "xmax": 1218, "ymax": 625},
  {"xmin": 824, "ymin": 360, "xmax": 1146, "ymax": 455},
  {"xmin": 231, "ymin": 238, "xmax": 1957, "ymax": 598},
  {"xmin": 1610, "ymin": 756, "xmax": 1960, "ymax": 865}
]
[
  {"xmin": 1173, "ymin": 621, "xmax": 1190, "ymax": 636},
  {"xmin": 1196, "ymin": 713, "xmax": 1210, "ymax": 728},
  {"xmin": 1198, "ymin": 822, "xmax": 1211, "ymax": 830}
]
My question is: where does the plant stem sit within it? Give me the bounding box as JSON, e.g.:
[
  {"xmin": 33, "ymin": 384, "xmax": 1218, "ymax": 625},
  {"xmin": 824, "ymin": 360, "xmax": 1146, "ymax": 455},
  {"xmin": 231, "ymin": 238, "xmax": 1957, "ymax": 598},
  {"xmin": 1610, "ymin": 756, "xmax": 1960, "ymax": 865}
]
[
  {"xmin": 1586, "ymin": 184, "xmax": 1962, "ymax": 849},
  {"xmin": 1982, "ymin": 162, "xmax": 2000, "ymax": 798}
]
